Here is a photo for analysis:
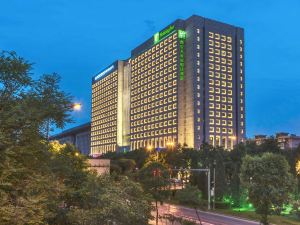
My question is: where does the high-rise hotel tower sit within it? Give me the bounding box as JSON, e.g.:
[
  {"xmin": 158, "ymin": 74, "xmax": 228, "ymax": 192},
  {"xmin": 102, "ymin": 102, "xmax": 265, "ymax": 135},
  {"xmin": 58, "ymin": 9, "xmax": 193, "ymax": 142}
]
[{"xmin": 91, "ymin": 15, "xmax": 245, "ymax": 155}]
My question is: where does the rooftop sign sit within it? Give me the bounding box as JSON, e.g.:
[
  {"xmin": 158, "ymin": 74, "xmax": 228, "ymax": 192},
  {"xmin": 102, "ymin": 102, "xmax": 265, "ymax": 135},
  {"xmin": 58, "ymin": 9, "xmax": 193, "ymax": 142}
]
[
  {"xmin": 154, "ymin": 25, "xmax": 175, "ymax": 44},
  {"xmin": 94, "ymin": 65, "xmax": 115, "ymax": 81}
]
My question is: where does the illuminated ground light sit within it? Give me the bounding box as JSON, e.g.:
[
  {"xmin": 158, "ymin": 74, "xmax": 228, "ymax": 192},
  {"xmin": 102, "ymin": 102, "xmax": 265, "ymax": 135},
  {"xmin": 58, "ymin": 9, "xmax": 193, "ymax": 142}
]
[
  {"xmin": 232, "ymin": 203, "xmax": 254, "ymax": 212},
  {"xmin": 222, "ymin": 196, "xmax": 254, "ymax": 212},
  {"xmin": 280, "ymin": 204, "xmax": 293, "ymax": 215}
]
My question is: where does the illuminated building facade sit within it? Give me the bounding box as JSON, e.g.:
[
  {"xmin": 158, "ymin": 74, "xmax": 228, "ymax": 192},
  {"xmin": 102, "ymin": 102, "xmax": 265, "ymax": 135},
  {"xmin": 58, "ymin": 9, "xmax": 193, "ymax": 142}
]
[
  {"xmin": 130, "ymin": 26, "xmax": 187, "ymax": 150},
  {"xmin": 91, "ymin": 61, "xmax": 130, "ymax": 155},
  {"xmin": 185, "ymin": 16, "xmax": 246, "ymax": 149},
  {"xmin": 91, "ymin": 15, "xmax": 245, "ymax": 154}
]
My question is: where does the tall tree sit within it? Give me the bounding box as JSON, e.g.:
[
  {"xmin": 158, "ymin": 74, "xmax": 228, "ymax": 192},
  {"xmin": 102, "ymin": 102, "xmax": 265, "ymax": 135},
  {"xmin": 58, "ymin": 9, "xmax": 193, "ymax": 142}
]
[
  {"xmin": 240, "ymin": 153, "xmax": 295, "ymax": 225},
  {"xmin": 0, "ymin": 50, "xmax": 73, "ymax": 224},
  {"xmin": 138, "ymin": 162, "xmax": 170, "ymax": 225}
]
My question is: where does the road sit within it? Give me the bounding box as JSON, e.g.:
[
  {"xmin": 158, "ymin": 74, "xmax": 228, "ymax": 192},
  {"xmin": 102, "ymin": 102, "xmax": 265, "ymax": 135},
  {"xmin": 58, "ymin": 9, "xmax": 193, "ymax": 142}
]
[{"xmin": 151, "ymin": 203, "xmax": 260, "ymax": 225}]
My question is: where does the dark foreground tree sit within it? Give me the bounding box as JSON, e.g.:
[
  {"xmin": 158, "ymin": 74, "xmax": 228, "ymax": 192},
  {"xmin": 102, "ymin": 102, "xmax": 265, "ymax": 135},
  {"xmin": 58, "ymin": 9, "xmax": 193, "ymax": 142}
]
[
  {"xmin": 0, "ymin": 50, "xmax": 72, "ymax": 224},
  {"xmin": 240, "ymin": 153, "xmax": 295, "ymax": 225},
  {"xmin": 0, "ymin": 51, "xmax": 153, "ymax": 224}
]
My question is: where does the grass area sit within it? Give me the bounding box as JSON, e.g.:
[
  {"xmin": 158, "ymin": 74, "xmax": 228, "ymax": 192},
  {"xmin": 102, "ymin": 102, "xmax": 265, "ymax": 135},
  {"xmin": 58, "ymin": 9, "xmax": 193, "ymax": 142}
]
[{"xmin": 213, "ymin": 209, "xmax": 300, "ymax": 225}]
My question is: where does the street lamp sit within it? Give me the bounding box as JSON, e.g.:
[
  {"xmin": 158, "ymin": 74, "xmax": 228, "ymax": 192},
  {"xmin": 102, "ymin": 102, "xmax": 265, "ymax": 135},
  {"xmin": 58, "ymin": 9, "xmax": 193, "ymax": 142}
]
[
  {"xmin": 213, "ymin": 160, "xmax": 216, "ymax": 210},
  {"xmin": 229, "ymin": 135, "xmax": 237, "ymax": 141},
  {"xmin": 146, "ymin": 145, "xmax": 153, "ymax": 152},
  {"xmin": 296, "ymin": 160, "xmax": 300, "ymax": 175},
  {"xmin": 73, "ymin": 103, "xmax": 82, "ymax": 111},
  {"xmin": 166, "ymin": 141, "xmax": 175, "ymax": 151}
]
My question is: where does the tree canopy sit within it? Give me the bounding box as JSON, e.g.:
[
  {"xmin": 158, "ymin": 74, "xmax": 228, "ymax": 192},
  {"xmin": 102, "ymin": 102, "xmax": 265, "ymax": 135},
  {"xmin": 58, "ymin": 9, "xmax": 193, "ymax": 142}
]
[
  {"xmin": 0, "ymin": 51, "xmax": 152, "ymax": 225},
  {"xmin": 240, "ymin": 153, "xmax": 295, "ymax": 225}
]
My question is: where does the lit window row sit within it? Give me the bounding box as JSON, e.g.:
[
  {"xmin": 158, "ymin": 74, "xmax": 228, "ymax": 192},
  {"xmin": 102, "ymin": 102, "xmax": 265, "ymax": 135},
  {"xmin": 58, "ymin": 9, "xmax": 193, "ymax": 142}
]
[
  {"xmin": 209, "ymin": 118, "xmax": 233, "ymax": 126},
  {"xmin": 131, "ymin": 33, "xmax": 178, "ymax": 65},
  {"xmin": 131, "ymin": 135, "xmax": 177, "ymax": 150},
  {"xmin": 131, "ymin": 127, "xmax": 177, "ymax": 138},
  {"xmin": 208, "ymin": 47, "xmax": 232, "ymax": 58},
  {"xmin": 209, "ymin": 55, "xmax": 232, "ymax": 65},
  {"xmin": 208, "ymin": 32, "xmax": 232, "ymax": 43},
  {"xmin": 209, "ymin": 127, "xmax": 233, "ymax": 134},
  {"xmin": 131, "ymin": 90, "xmax": 177, "ymax": 106},
  {"xmin": 208, "ymin": 63, "xmax": 233, "ymax": 73},
  {"xmin": 209, "ymin": 101, "xmax": 233, "ymax": 109}
]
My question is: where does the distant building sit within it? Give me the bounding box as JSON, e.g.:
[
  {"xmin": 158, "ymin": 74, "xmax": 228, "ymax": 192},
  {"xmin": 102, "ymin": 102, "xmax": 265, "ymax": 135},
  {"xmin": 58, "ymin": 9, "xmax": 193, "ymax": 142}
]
[
  {"xmin": 254, "ymin": 133, "xmax": 300, "ymax": 150},
  {"xmin": 254, "ymin": 135, "xmax": 267, "ymax": 145},
  {"xmin": 276, "ymin": 133, "xmax": 300, "ymax": 150},
  {"xmin": 50, "ymin": 122, "xmax": 91, "ymax": 155}
]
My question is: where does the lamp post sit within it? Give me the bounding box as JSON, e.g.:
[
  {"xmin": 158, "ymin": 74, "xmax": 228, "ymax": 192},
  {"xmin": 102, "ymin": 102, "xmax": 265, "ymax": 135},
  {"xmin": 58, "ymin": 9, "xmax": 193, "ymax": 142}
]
[{"xmin": 213, "ymin": 160, "xmax": 216, "ymax": 210}]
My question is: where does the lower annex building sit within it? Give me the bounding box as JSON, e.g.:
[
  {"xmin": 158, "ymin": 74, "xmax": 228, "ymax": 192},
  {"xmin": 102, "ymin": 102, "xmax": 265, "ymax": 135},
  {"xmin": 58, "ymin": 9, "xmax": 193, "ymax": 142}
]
[{"xmin": 91, "ymin": 15, "xmax": 246, "ymax": 155}]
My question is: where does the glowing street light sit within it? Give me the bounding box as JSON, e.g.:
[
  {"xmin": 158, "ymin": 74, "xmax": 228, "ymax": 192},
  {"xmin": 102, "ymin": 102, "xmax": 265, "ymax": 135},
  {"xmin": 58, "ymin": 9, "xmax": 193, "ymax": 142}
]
[
  {"xmin": 229, "ymin": 136, "xmax": 237, "ymax": 140},
  {"xmin": 146, "ymin": 145, "xmax": 153, "ymax": 152},
  {"xmin": 73, "ymin": 103, "xmax": 82, "ymax": 111},
  {"xmin": 296, "ymin": 160, "xmax": 300, "ymax": 175},
  {"xmin": 166, "ymin": 141, "xmax": 175, "ymax": 151}
]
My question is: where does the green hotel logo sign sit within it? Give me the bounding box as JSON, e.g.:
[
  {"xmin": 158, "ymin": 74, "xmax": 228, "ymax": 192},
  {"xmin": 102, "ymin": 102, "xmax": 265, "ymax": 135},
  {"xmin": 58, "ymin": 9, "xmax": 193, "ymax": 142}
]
[
  {"xmin": 153, "ymin": 27, "xmax": 186, "ymax": 80},
  {"xmin": 178, "ymin": 30, "xmax": 186, "ymax": 81},
  {"xmin": 154, "ymin": 25, "xmax": 175, "ymax": 44},
  {"xmin": 178, "ymin": 30, "xmax": 186, "ymax": 39}
]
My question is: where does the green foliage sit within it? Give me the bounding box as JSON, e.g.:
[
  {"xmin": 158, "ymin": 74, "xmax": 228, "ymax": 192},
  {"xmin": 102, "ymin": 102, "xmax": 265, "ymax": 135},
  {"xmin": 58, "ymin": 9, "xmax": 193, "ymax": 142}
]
[
  {"xmin": 138, "ymin": 161, "xmax": 170, "ymax": 201},
  {"xmin": 175, "ymin": 185, "xmax": 204, "ymax": 224},
  {"xmin": 240, "ymin": 153, "xmax": 295, "ymax": 225},
  {"xmin": 61, "ymin": 175, "xmax": 152, "ymax": 225},
  {"xmin": 0, "ymin": 51, "xmax": 152, "ymax": 225},
  {"xmin": 138, "ymin": 161, "xmax": 171, "ymax": 225},
  {"xmin": 103, "ymin": 148, "xmax": 149, "ymax": 169},
  {"xmin": 176, "ymin": 185, "xmax": 202, "ymax": 208},
  {"xmin": 111, "ymin": 158, "xmax": 136, "ymax": 174}
]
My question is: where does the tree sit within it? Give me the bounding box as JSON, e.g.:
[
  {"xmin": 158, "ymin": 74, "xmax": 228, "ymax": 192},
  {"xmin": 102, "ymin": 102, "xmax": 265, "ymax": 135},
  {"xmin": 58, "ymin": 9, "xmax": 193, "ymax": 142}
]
[
  {"xmin": 225, "ymin": 142, "xmax": 247, "ymax": 207},
  {"xmin": 0, "ymin": 51, "xmax": 72, "ymax": 224},
  {"xmin": 240, "ymin": 153, "xmax": 295, "ymax": 225},
  {"xmin": 111, "ymin": 158, "xmax": 136, "ymax": 174},
  {"xmin": 176, "ymin": 185, "xmax": 204, "ymax": 225},
  {"xmin": 33, "ymin": 73, "xmax": 73, "ymax": 138},
  {"xmin": 138, "ymin": 162, "xmax": 171, "ymax": 225},
  {"xmin": 0, "ymin": 51, "xmax": 153, "ymax": 225}
]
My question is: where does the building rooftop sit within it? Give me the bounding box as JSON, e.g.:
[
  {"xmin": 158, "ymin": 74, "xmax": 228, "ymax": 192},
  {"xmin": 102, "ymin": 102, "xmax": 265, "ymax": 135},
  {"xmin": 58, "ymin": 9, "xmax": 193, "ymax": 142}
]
[{"xmin": 50, "ymin": 122, "xmax": 91, "ymax": 140}]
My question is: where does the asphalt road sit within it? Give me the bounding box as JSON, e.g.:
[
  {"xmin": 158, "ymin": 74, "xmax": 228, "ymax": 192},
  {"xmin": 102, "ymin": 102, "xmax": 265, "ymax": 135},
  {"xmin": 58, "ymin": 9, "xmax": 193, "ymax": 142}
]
[{"xmin": 154, "ymin": 203, "xmax": 260, "ymax": 225}]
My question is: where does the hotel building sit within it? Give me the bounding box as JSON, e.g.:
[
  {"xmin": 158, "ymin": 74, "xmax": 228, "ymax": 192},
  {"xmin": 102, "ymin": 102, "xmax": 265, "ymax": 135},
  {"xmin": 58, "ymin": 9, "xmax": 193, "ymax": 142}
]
[
  {"xmin": 91, "ymin": 15, "xmax": 245, "ymax": 155},
  {"xmin": 91, "ymin": 61, "xmax": 130, "ymax": 155}
]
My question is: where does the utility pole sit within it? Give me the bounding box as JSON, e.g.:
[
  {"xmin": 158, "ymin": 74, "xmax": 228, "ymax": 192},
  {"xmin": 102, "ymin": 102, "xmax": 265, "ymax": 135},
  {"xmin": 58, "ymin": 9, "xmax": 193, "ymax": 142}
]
[
  {"xmin": 208, "ymin": 169, "xmax": 211, "ymax": 210},
  {"xmin": 213, "ymin": 160, "xmax": 216, "ymax": 210}
]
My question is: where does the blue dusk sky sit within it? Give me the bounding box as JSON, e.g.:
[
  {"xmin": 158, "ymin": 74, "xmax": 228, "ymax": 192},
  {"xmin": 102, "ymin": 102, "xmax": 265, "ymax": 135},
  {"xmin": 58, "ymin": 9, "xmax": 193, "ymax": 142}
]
[{"xmin": 1, "ymin": 0, "xmax": 300, "ymax": 138}]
